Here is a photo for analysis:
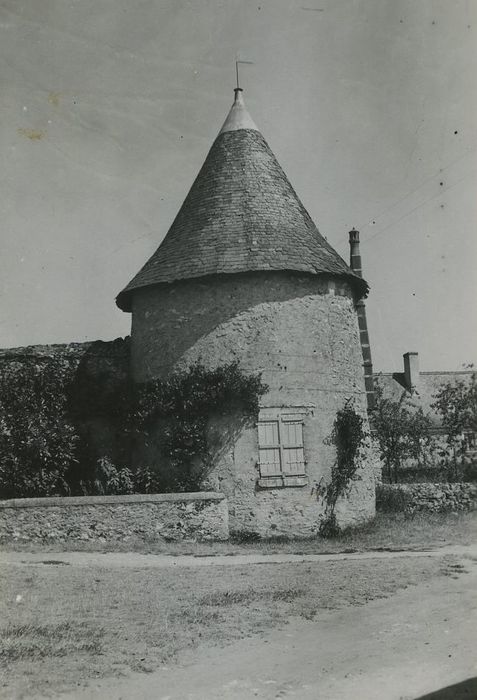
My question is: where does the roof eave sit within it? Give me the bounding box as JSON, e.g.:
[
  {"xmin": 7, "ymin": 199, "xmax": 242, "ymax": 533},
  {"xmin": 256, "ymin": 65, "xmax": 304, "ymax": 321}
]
[{"xmin": 115, "ymin": 269, "xmax": 369, "ymax": 313}]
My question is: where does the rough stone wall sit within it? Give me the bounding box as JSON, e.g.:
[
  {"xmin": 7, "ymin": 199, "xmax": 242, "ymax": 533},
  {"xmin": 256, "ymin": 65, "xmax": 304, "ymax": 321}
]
[
  {"xmin": 0, "ymin": 338, "xmax": 129, "ymax": 371},
  {"xmin": 376, "ymin": 482, "xmax": 477, "ymax": 513},
  {"xmin": 0, "ymin": 493, "xmax": 228, "ymax": 543},
  {"xmin": 131, "ymin": 271, "xmax": 375, "ymax": 537}
]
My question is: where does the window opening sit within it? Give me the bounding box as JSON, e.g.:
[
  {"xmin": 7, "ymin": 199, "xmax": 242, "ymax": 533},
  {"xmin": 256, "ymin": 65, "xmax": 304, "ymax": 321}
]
[{"xmin": 257, "ymin": 413, "xmax": 307, "ymax": 487}]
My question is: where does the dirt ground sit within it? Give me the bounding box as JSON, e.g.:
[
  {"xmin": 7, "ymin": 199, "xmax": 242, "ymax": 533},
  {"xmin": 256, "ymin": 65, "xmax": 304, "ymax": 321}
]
[
  {"xmin": 1, "ymin": 545, "xmax": 476, "ymax": 699},
  {"xmin": 53, "ymin": 550, "xmax": 477, "ymax": 700}
]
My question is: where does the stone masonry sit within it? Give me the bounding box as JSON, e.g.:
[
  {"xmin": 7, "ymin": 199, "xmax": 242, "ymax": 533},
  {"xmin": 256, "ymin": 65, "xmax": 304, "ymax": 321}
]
[
  {"xmin": 131, "ymin": 272, "xmax": 376, "ymax": 538},
  {"xmin": 377, "ymin": 482, "xmax": 477, "ymax": 514},
  {"xmin": 0, "ymin": 493, "xmax": 229, "ymax": 543}
]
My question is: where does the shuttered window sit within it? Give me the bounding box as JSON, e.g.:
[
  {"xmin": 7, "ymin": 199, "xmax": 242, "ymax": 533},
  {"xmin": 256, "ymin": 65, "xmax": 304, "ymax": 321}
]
[
  {"xmin": 258, "ymin": 414, "xmax": 307, "ymax": 486},
  {"xmin": 257, "ymin": 421, "xmax": 281, "ymax": 476}
]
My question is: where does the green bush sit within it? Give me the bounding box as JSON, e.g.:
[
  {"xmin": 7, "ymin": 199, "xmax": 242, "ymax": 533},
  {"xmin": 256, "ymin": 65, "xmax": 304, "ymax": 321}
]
[
  {"xmin": 230, "ymin": 530, "xmax": 261, "ymax": 543},
  {"xmin": 0, "ymin": 357, "xmax": 267, "ymax": 498},
  {"xmin": 77, "ymin": 457, "xmax": 134, "ymax": 496},
  {"xmin": 0, "ymin": 359, "xmax": 79, "ymax": 498},
  {"xmin": 431, "ymin": 369, "xmax": 477, "ymax": 476},
  {"xmin": 376, "ymin": 485, "xmax": 413, "ymax": 512},
  {"xmin": 372, "ymin": 385, "xmax": 432, "ymax": 483}
]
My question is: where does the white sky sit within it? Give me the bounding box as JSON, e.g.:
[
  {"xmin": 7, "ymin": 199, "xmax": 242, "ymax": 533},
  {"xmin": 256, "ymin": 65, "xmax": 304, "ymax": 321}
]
[{"xmin": 1, "ymin": 0, "xmax": 476, "ymax": 371}]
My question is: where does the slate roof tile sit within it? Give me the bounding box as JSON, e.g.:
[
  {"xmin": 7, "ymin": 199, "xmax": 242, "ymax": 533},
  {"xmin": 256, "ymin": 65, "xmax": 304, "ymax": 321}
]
[{"xmin": 117, "ymin": 99, "xmax": 367, "ymax": 311}]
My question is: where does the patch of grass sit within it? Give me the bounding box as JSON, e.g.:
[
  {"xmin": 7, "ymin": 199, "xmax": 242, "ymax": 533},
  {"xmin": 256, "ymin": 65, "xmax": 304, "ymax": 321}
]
[
  {"xmin": 39, "ymin": 559, "xmax": 71, "ymax": 566},
  {"xmin": 0, "ymin": 554, "xmax": 456, "ymax": 697},
  {"xmin": 0, "ymin": 621, "xmax": 102, "ymax": 662},
  {"xmin": 230, "ymin": 530, "xmax": 262, "ymax": 544},
  {"xmin": 198, "ymin": 587, "xmax": 306, "ymax": 607}
]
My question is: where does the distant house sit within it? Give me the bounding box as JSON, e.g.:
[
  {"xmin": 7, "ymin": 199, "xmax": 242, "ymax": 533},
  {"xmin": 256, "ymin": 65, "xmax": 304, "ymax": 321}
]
[
  {"xmin": 373, "ymin": 353, "xmax": 476, "ymax": 480},
  {"xmin": 374, "ymin": 352, "xmax": 474, "ymax": 431}
]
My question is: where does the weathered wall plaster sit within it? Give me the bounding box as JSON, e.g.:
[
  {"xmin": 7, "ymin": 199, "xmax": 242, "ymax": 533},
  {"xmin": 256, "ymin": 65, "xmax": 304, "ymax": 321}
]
[{"xmin": 131, "ymin": 271, "xmax": 376, "ymax": 537}]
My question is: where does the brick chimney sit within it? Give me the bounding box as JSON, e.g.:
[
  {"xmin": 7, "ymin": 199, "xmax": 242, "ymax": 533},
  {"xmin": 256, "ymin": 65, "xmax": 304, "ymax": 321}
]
[
  {"xmin": 349, "ymin": 229, "xmax": 374, "ymax": 410},
  {"xmin": 403, "ymin": 352, "xmax": 419, "ymax": 392},
  {"xmin": 349, "ymin": 227, "xmax": 363, "ymax": 276}
]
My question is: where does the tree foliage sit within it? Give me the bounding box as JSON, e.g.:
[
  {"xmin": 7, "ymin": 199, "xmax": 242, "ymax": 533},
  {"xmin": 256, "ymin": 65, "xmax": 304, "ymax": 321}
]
[
  {"xmin": 0, "ymin": 359, "xmax": 79, "ymax": 498},
  {"xmin": 431, "ymin": 369, "xmax": 477, "ymax": 471},
  {"xmin": 0, "ymin": 358, "xmax": 267, "ymax": 498},
  {"xmin": 372, "ymin": 385, "xmax": 432, "ymax": 483},
  {"xmin": 91, "ymin": 457, "xmax": 134, "ymax": 496}
]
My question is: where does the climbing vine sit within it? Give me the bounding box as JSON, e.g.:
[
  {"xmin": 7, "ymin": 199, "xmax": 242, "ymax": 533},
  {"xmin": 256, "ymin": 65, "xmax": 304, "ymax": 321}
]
[
  {"xmin": 319, "ymin": 401, "xmax": 366, "ymax": 537},
  {"xmin": 133, "ymin": 362, "xmax": 268, "ymax": 492},
  {"xmin": 0, "ymin": 353, "xmax": 267, "ymax": 497}
]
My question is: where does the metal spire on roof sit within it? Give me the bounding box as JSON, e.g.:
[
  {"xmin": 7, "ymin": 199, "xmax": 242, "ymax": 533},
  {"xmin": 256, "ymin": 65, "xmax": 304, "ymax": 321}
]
[
  {"xmin": 235, "ymin": 59, "xmax": 254, "ymax": 90},
  {"xmin": 219, "ymin": 65, "xmax": 259, "ymax": 134}
]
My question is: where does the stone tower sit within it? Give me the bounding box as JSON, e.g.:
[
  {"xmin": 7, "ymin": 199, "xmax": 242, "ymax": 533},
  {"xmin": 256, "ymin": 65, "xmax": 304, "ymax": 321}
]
[{"xmin": 117, "ymin": 89, "xmax": 375, "ymax": 537}]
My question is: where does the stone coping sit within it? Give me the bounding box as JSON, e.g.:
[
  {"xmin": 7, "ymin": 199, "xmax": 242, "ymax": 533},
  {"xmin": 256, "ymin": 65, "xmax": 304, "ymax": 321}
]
[{"xmin": 0, "ymin": 492, "xmax": 226, "ymax": 509}]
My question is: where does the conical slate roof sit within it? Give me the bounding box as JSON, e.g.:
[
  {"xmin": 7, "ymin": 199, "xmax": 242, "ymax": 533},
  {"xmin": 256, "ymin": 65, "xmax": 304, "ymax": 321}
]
[{"xmin": 116, "ymin": 89, "xmax": 367, "ymax": 311}]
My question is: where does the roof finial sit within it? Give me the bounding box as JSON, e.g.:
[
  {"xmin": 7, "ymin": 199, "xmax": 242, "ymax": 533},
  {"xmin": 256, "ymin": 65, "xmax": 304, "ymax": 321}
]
[{"xmin": 235, "ymin": 59, "xmax": 254, "ymax": 91}]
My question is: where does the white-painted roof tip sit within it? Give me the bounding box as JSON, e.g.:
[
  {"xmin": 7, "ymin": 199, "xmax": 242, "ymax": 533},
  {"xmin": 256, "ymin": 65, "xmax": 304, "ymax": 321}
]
[{"xmin": 219, "ymin": 89, "xmax": 259, "ymax": 134}]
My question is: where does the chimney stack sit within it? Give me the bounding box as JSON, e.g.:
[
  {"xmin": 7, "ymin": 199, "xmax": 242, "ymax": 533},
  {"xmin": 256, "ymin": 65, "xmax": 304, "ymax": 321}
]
[
  {"xmin": 349, "ymin": 228, "xmax": 362, "ymax": 277},
  {"xmin": 349, "ymin": 229, "xmax": 374, "ymax": 411},
  {"xmin": 403, "ymin": 352, "xmax": 419, "ymax": 392}
]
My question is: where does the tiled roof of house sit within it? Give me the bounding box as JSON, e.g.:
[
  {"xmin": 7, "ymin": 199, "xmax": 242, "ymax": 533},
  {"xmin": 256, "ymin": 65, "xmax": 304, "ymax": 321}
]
[{"xmin": 116, "ymin": 90, "xmax": 368, "ymax": 311}]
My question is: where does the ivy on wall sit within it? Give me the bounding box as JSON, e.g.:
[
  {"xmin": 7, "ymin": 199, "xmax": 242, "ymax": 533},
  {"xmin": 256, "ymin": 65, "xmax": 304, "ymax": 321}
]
[
  {"xmin": 133, "ymin": 362, "xmax": 268, "ymax": 491},
  {"xmin": 319, "ymin": 401, "xmax": 366, "ymax": 537},
  {"xmin": 0, "ymin": 353, "xmax": 267, "ymax": 498}
]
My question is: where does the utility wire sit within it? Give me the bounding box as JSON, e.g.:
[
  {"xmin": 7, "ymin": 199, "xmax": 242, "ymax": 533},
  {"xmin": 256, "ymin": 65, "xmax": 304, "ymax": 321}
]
[
  {"xmin": 361, "ymin": 169, "xmax": 476, "ymax": 244},
  {"xmin": 358, "ymin": 144, "xmax": 477, "ymax": 240}
]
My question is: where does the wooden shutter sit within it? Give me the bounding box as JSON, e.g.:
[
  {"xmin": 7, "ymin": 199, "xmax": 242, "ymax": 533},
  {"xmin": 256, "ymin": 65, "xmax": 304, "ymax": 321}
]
[
  {"xmin": 258, "ymin": 420, "xmax": 281, "ymax": 476},
  {"xmin": 258, "ymin": 415, "xmax": 307, "ymax": 484},
  {"xmin": 281, "ymin": 420, "xmax": 306, "ymax": 476}
]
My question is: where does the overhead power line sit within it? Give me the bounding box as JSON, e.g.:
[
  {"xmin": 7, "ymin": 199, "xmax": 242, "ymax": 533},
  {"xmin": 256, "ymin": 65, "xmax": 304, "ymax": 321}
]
[{"xmin": 358, "ymin": 144, "xmax": 477, "ymax": 243}]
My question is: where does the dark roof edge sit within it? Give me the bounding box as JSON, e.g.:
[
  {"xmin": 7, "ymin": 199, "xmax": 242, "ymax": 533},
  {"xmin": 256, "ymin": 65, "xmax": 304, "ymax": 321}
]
[
  {"xmin": 375, "ymin": 370, "xmax": 474, "ymax": 378},
  {"xmin": 116, "ymin": 269, "xmax": 369, "ymax": 312}
]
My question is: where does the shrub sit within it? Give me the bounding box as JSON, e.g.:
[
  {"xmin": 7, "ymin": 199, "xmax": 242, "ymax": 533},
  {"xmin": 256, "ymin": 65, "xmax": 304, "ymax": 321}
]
[
  {"xmin": 431, "ymin": 369, "xmax": 477, "ymax": 474},
  {"xmin": 78, "ymin": 457, "xmax": 134, "ymax": 496},
  {"xmin": 230, "ymin": 530, "xmax": 261, "ymax": 543},
  {"xmin": 132, "ymin": 464, "xmax": 163, "ymax": 494},
  {"xmin": 0, "ymin": 359, "xmax": 79, "ymax": 498},
  {"xmin": 372, "ymin": 385, "xmax": 432, "ymax": 483},
  {"xmin": 0, "ymin": 356, "xmax": 267, "ymax": 498},
  {"xmin": 376, "ymin": 484, "xmax": 413, "ymax": 512}
]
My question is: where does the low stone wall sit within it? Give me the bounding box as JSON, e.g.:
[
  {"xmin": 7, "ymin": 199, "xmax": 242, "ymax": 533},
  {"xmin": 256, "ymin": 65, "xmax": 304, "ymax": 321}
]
[
  {"xmin": 376, "ymin": 482, "xmax": 477, "ymax": 513},
  {"xmin": 0, "ymin": 492, "xmax": 229, "ymax": 543}
]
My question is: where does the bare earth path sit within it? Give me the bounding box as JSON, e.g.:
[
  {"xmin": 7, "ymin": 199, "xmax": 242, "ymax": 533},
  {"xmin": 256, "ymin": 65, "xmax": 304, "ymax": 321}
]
[
  {"xmin": 3, "ymin": 542, "xmax": 477, "ymax": 569},
  {"xmin": 22, "ymin": 546, "xmax": 475, "ymax": 700}
]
